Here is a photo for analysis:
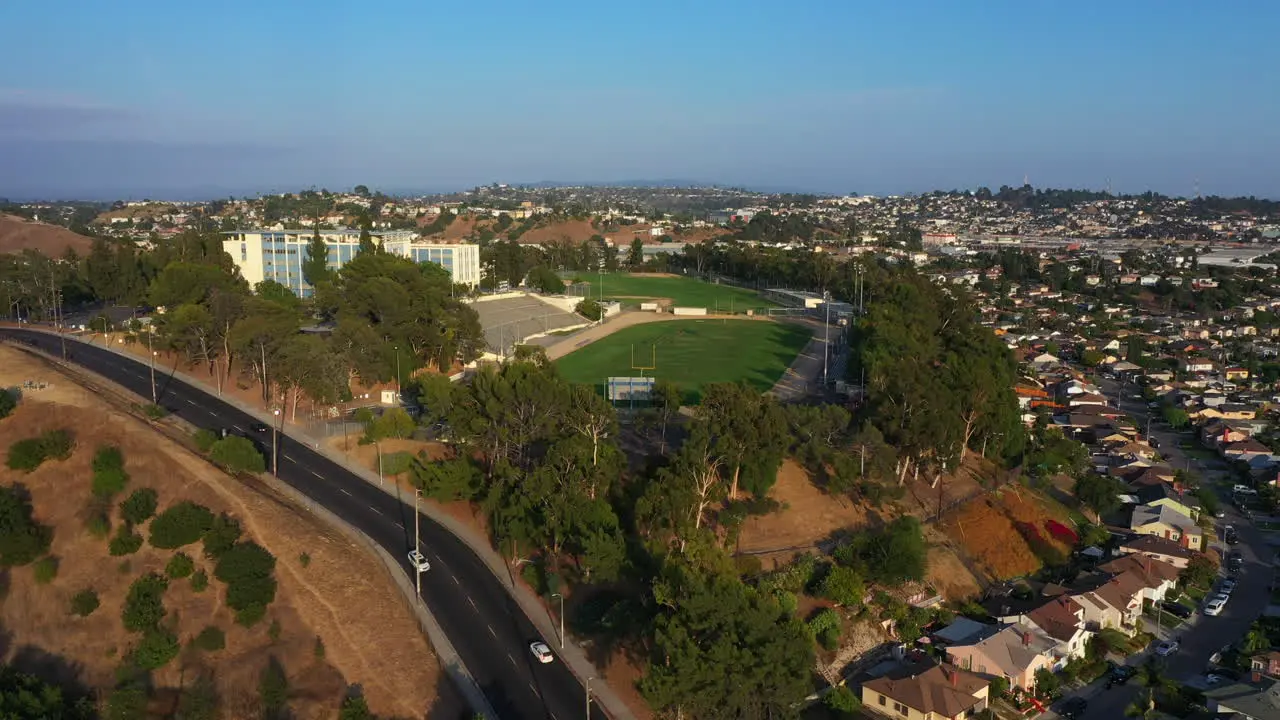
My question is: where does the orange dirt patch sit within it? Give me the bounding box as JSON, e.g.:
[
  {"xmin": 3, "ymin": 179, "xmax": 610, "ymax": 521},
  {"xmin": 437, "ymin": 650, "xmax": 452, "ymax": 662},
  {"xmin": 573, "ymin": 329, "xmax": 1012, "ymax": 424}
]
[
  {"xmin": 517, "ymin": 219, "xmax": 601, "ymax": 246},
  {"xmin": 0, "ymin": 214, "xmax": 95, "ymax": 256},
  {"xmin": 940, "ymin": 495, "xmax": 1041, "ymax": 580},
  {"xmin": 0, "ymin": 346, "xmax": 456, "ymax": 719},
  {"xmin": 735, "ymin": 459, "xmax": 868, "ymax": 569}
]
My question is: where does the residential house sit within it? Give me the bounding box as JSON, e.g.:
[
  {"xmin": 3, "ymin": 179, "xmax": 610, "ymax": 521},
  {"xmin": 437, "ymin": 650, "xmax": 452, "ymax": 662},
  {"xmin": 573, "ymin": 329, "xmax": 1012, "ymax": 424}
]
[
  {"xmin": 1183, "ymin": 357, "xmax": 1217, "ymax": 374},
  {"xmin": 1252, "ymin": 651, "xmax": 1280, "ymax": 679},
  {"xmin": 1130, "ymin": 503, "xmax": 1203, "ymax": 550},
  {"xmin": 1098, "ymin": 555, "xmax": 1179, "ymax": 605},
  {"xmin": 1023, "ymin": 595, "xmax": 1093, "ymax": 664},
  {"xmin": 945, "ymin": 624, "xmax": 1056, "ymax": 690},
  {"xmin": 1132, "ymin": 483, "xmax": 1201, "ymax": 520},
  {"xmin": 1226, "ymin": 367, "xmax": 1252, "ymax": 381},
  {"xmin": 1072, "ymin": 589, "xmax": 1125, "ymax": 631},
  {"xmin": 861, "ymin": 663, "xmax": 990, "ymax": 720},
  {"xmin": 1116, "ymin": 535, "xmax": 1195, "ymax": 569},
  {"xmin": 1203, "ymin": 675, "xmax": 1280, "ymax": 720}
]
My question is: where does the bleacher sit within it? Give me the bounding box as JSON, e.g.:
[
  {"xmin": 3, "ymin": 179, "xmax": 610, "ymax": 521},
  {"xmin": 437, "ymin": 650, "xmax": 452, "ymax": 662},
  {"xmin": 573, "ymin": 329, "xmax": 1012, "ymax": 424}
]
[{"xmin": 471, "ymin": 294, "xmax": 587, "ymax": 356}]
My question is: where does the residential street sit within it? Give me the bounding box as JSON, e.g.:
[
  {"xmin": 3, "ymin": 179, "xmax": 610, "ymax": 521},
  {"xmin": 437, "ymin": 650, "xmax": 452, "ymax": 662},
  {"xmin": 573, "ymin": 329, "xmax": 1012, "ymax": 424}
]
[{"xmin": 1038, "ymin": 377, "xmax": 1277, "ymax": 719}]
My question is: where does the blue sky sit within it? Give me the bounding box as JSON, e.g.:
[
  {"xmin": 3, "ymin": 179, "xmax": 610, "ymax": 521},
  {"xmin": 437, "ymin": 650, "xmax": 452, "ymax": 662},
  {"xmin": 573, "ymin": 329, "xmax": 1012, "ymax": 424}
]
[{"xmin": 2, "ymin": 0, "xmax": 1278, "ymax": 199}]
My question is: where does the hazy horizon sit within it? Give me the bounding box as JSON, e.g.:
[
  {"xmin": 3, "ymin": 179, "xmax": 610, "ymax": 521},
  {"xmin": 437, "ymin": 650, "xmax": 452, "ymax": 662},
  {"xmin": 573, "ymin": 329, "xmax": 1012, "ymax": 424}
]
[{"xmin": 4, "ymin": 0, "xmax": 1279, "ymax": 201}]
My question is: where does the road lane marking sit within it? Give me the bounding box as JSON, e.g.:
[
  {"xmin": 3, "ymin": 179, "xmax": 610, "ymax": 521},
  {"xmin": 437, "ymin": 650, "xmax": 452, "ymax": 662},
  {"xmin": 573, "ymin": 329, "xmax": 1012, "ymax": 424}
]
[
  {"xmin": 186, "ymin": 399, "xmax": 196, "ymax": 405},
  {"xmin": 283, "ymin": 454, "xmax": 295, "ymax": 462},
  {"xmin": 451, "ymin": 573, "xmax": 460, "ymax": 585},
  {"xmin": 468, "ymin": 597, "xmax": 477, "ymax": 609},
  {"xmin": 339, "ymin": 488, "xmax": 352, "ymax": 496},
  {"xmin": 368, "ymin": 506, "xmax": 383, "ymax": 516},
  {"xmin": 311, "ymin": 470, "xmax": 323, "ymax": 478},
  {"xmin": 488, "ymin": 624, "xmax": 497, "ymax": 637},
  {"xmin": 396, "ymin": 522, "xmax": 404, "ymax": 529},
  {"xmin": 233, "ymin": 425, "xmax": 244, "ymax": 432},
  {"xmin": 528, "ymin": 682, "xmax": 538, "ymax": 695},
  {"xmin": 507, "ymin": 653, "xmax": 517, "ymax": 666}
]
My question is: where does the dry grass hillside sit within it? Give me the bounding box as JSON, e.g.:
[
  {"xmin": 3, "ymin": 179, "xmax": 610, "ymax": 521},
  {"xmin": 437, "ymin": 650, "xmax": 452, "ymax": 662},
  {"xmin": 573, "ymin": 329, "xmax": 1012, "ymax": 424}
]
[
  {"xmin": 0, "ymin": 346, "xmax": 457, "ymax": 719},
  {"xmin": 0, "ymin": 214, "xmax": 95, "ymax": 256}
]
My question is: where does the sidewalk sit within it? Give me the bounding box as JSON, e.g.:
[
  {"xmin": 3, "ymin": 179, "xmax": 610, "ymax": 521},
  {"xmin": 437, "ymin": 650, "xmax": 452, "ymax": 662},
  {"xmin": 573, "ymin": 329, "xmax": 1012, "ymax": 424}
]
[{"xmin": 50, "ymin": 329, "xmax": 639, "ymax": 720}]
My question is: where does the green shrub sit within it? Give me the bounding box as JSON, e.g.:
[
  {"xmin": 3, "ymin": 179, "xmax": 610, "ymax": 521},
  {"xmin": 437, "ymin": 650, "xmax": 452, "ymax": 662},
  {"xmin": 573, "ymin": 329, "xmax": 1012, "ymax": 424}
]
[
  {"xmin": 165, "ymin": 552, "xmax": 195, "ymax": 580},
  {"xmin": 86, "ymin": 512, "xmax": 112, "ymax": 539},
  {"xmin": 32, "ymin": 556, "xmax": 58, "ymax": 584},
  {"xmin": 0, "ymin": 485, "xmax": 53, "ymax": 566},
  {"xmin": 209, "ymin": 436, "xmax": 266, "ymax": 474},
  {"xmin": 108, "ymin": 526, "xmax": 143, "ymax": 556},
  {"xmin": 268, "ymin": 619, "xmax": 281, "ymax": 642},
  {"xmin": 193, "ymin": 625, "xmax": 225, "ymax": 652},
  {"xmin": 39, "ymin": 430, "xmax": 74, "ymax": 461},
  {"xmin": 70, "ymin": 589, "xmax": 100, "ymax": 616},
  {"xmin": 121, "ymin": 573, "xmax": 168, "ymax": 632},
  {"xmin": 298, "ymin": 552, "xmax": 310, "ymax": 568},
  {"xmin": 215, "ymin": 542, "xmax": 278, "ymax": 626},
  {"xmin": 823, "ymin": 686, "xmax": 861, "ymax": 716},
  {"xmin": 190, "ymin": 570, "xmax": 209, "ymax": 593},
  {"xmin": 193, "ymin": 429, "xmax": 219, "ymax": 453},
  {"xmin": 758, "ymin": 553, "xmax": 818, "ymax": 595},
  {"xmin": 93, "ymin": 445, "xmax": 124, "ymax": 474},
  {"xmin": 118, "ymin": 488, "xmax": 157, "ymax": 525},
  {"xmin": 141, "ymin": 404, "xmax": 168, "ymax": 420},
  {"xmin": 314, "ymin": 637, "xmax": 325, "ymax": 659},
  {"xmin": 91, "ymin": 467, "xmax": 129, "ymax": 498},
  {"xmin": 202, "ymin": 513, "xmax": 242, "ymax": 560},
  {"xmin": 817, "ymin": 625, "xmax": 840, "ymax": 650},
  {"xmin": 817, "ymin": 565, "xmax": 865, "ymax": 608},
  {"xmin": 131, "ymin": 628, "xmax": 180, "ymax": 669},
  {"xmin": 0, "ymin": 388, "xmax": 16, "ymax": 419},
  {"xmin": 6, "ymin": 438, "xmax": 48, "ymax": 472},
  {"xmin": 807, "ymin": 608, "xmax": 841, "ymax": 638},
  {"xmin": 148, "ymin": 501, "xmax": 214, "ymax": 549}
]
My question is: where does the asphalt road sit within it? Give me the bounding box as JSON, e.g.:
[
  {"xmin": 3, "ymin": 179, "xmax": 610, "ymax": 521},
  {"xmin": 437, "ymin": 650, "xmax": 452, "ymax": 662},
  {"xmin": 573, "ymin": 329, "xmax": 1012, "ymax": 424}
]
[
  {"xmin": 1040, "ymin": 377, "xmax": 1276, "ymax": 719},
  {"xmin": 1, "ymin": 329, "xmax": 604, "ymax": 720}
]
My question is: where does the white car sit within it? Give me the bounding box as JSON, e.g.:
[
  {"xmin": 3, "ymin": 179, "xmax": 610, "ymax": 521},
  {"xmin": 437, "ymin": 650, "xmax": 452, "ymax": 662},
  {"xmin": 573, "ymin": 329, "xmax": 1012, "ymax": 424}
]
[
  {"xmin": 1155, "ymin": 640, "xmax": 1179, "ymax": 657},
  {"xmin": 1204, "ymin": 598, "xmax": 1227, "ymax": 616},
  {"xmin": 407, "ymin": 549, "xmax": 431, "ymax": 572},
  {"xmin": 530, "ymin": 641, "xmax": 554, "ymax": 664}
]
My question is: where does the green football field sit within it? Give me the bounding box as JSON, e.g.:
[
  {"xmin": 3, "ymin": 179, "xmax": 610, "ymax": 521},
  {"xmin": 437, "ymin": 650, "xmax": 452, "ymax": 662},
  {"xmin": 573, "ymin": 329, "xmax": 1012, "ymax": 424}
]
[
  {"xmin": 555, "ymin": 319, "xmax": 812, "ymax": 403},
  {"xmin": 570, "ymin": 273, "xmax": 777, "ymax": 312}
]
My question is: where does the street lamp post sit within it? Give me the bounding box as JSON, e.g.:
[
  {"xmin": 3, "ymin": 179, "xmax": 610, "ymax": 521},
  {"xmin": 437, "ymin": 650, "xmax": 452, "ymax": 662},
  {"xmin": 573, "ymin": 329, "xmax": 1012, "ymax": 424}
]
[
  {"xmin": 822, "ymin": 291, "xmax": 830, "ymax": 387},
  {"xmin": 393, "ymin": 345, "xmax": 401, "ymax": 396},
  {"xmin": 414, "ymin": 488, "xmax": 423, "ymax": 597},
  {"xmin": 551, "ymin": 592, "xmax": 565, "ymax": 649},
  {"xmin": 586, "ymin": 676, "xmax": 594, "ymax": 719},
  {"xmin": 147, "ymin": 331, "xmax": 157, "ymax": 405},
  {"xmin": 271, "ymin": 408, "xmax": 281, "ymax": 476}
]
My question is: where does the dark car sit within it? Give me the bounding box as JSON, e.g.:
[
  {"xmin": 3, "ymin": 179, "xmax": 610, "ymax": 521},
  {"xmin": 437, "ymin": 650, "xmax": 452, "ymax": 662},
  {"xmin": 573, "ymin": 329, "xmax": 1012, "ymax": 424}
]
[
  {"xmin": 1161, "ymin": 601, "xmax": 1193, "ymax": 619},
  {"xmin": 249, "ymin": 422, "xmax": 271, "ymax": 434},
  {"xmin": 1058, "ymin": 697, "xmax": 1088, "ymax": 718},
  {"xmin": 1149, "ymin": 437, "xmax": 1160, "ymax": 448}
]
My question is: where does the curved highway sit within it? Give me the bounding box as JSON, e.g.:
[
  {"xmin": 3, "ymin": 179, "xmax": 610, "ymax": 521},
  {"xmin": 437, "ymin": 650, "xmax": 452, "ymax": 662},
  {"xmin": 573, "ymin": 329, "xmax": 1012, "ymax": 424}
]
[{"xmin": 1, "ymin": 329, "xmax": 606, "ymax": 720}]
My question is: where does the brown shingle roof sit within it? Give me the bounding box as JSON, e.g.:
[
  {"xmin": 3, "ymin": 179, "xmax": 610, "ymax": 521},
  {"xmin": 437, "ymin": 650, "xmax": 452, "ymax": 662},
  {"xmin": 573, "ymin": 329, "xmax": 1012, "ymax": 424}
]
[
  {"xmin": 863, "ymin": 664, "xmax": 986, "ymax": 718},
  {"xmin": 1026, "ymin": 596, "xmax": 1084, "ymax": 643},
  {"xmin": 1118, "ymin": 534, "xmax": 1194, "ymax": 560}
]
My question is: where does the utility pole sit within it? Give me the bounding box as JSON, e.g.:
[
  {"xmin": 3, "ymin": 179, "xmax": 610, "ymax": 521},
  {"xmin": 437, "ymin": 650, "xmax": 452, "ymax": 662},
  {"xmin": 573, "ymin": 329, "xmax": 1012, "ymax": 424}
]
[
  {"xmin": 147, "ymin": 330, "xmax": 157, "ymax": 404},
  {"xmin": 551, "ymin": 592, "xmax": 565, "ymax": 649},
  {"xmin": 586, "ymin": 676, "xmax": 594, "ymax": 719},
  {"xmin": 414, "ymin": 489, "xmax": 423, "ymax": 597},
  {"xmin": 822, "ymin": 291, "xmax": 830, "ymax": 387},
  {"xmin": 271, "ymin": 408, "xmax": 281, "ymax": 476},
  {"xmin": 394, "ymin": 345, "xmax": 401, "ymax": 397}
]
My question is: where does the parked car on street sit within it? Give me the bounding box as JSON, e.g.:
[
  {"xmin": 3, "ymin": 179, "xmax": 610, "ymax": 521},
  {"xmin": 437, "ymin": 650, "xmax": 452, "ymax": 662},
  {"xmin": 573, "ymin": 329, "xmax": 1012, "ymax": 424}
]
[
  {"xmin": 1155, "ymin": 640, "xmax": 1180, "ymax": 657},
  {"xmin": 1057, "ymin": 697, "xmax": 1088, "ymax": 719},
  {"xmin": 1161, "ymin": 600, "xmax": 1193, "ymax": 619}
]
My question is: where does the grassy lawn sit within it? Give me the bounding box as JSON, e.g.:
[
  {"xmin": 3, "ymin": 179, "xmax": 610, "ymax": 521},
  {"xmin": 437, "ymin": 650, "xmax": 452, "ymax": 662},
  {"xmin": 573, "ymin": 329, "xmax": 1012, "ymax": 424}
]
[
  {"xmin": 1182, "ymin": 584, "xmax": 1209, "ymax": 603},
  {"xmin": 555, "ymin": 319, "xmax": 812, "ymax": 403},
  {"xmin": 1143, "ymin": 609, "xmax": 1185, "ymax": 631},
  {"xmin": 570, "ymin": 273, "xmax": 777, "ymax": 312}
]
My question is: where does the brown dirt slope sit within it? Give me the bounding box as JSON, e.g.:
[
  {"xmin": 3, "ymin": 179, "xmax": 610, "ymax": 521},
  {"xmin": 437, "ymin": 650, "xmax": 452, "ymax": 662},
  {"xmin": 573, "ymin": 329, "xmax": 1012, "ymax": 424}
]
[
  {"xmin": 0, "ymin": 346, "xmax": 457, "ymax": 719},
  {"xmin": 938, "ymin": 487, "xmax": 1074, "ymax": 582},
  {"xmin": 736, "ymin": 459, "xmax": 868, "ymax": 568},
  {"xmin": 0, "ymin": 214, "xmax": 95, "ymax": 256}
]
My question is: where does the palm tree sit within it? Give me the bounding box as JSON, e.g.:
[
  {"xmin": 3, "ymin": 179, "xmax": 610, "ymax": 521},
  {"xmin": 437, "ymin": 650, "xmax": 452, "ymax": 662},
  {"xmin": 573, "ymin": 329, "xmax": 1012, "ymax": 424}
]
[
  {"xmin": 1242, "ymin": 621, "xmax": 1270, "ymax": 654},
  {"xmin": 1125, "ymin": 689, "xmax": 1157, "ymax": 719}
]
